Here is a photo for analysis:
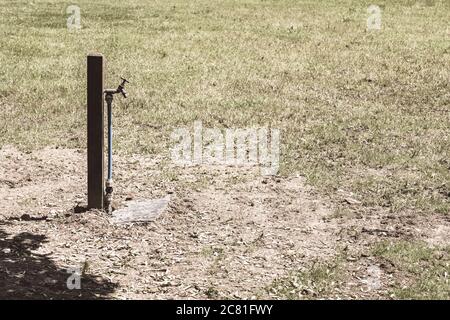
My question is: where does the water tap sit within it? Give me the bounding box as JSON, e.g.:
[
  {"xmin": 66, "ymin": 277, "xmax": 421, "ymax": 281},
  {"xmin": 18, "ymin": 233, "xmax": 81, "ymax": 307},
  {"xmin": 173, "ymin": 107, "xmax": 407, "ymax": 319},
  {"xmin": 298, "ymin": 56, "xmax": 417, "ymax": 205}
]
[{"xmin": 105, "ymin": 77, "xmax": 130, "ymax": 98}]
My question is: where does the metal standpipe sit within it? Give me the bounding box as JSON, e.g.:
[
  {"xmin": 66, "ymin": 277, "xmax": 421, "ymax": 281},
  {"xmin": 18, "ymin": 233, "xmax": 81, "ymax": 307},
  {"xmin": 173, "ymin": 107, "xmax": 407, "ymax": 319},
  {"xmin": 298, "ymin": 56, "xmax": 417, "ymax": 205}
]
[{"xmin": 104, "ymin": 77, "xmax": 129, "ymax": 213}]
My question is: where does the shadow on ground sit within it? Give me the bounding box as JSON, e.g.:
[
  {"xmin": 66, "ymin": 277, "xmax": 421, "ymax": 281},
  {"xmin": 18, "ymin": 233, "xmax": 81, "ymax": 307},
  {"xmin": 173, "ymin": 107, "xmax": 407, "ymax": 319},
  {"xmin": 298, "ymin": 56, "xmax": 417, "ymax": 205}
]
[{"xmin": 0, "ymin": 223, "xmax": 117, "ymax": 299}]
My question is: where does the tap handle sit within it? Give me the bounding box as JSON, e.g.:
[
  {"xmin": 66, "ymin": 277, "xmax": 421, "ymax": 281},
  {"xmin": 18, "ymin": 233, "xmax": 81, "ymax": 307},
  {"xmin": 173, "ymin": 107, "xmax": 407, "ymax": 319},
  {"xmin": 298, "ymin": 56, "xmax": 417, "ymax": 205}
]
[
  {"xmin": 120, "ymin": 77, "xmax": 129, "ymax": 86},
  {"xmin": 117, "ymin": 77, "xmax": 129, "ymax": 98}
]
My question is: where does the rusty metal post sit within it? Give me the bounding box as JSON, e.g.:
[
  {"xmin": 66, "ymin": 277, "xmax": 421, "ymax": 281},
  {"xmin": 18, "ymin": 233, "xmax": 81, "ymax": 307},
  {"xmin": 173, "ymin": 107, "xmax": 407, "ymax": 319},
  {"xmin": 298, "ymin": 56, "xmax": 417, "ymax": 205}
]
[{"xmin": 87, "ymin": 53, "xmax": 104, "ymax": 209}]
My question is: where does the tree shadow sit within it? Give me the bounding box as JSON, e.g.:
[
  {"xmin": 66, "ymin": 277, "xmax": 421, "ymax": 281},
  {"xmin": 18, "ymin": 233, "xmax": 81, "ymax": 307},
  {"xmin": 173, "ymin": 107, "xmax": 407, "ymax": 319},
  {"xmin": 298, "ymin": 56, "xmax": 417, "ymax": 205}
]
[{"xmin": 0, "ymin": 225, "xmax": 118, "ymax": 299}]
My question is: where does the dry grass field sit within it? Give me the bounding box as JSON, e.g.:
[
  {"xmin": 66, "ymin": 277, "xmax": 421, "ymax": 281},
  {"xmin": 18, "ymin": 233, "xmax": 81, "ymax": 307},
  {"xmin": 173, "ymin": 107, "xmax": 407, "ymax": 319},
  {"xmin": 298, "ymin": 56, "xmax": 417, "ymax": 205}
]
[{"xmin": 0, "ymin": 0, "xmax": 449, "ymax": 299}]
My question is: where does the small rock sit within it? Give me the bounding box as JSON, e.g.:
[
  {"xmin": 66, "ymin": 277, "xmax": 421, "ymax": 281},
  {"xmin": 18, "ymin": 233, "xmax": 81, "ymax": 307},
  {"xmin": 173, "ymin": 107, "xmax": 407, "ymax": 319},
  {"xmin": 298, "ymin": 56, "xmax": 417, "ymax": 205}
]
[
  {"xmin": 73, "ymin": 204, "xmax": 87, "ymax": 214},
  {"xmin": 112, "ymin": 200, "xmax": 120, "ymax": 211},
  {"xmin": 20, "ymin": 214, "xmax": 31, "ymax": 220}
]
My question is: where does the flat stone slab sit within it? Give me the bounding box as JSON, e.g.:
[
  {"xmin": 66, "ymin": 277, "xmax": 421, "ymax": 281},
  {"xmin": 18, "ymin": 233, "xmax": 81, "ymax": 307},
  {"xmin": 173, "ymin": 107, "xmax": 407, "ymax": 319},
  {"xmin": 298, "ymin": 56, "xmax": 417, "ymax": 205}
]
[{"xmin": 111, "ymin": 196, "xmax": 170, "ymax": 224}]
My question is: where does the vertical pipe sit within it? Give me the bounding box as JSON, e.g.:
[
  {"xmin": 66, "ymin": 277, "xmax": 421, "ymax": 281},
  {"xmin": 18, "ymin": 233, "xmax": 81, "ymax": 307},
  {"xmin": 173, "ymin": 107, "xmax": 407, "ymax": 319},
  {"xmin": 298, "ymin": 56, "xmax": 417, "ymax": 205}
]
[
  {"xmin": 107, "ymin": 98, "xmax": 113, "ymax": 181},
  {"xmin": 87, "ymin": 53, "xmax": 104, "ymax": 209}
]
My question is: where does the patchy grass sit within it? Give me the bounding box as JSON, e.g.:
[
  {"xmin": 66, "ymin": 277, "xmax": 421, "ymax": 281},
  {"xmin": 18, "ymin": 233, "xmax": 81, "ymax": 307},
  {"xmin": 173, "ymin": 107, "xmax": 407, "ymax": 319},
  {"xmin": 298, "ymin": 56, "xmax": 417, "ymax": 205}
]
[
  {"xmin": 269, "ymin": 241, "xmax": 450, "ymax": 300},
  {"xmin": 373, "ymin": 240, "xmax": 450, "ymax": 299},
  {"xmin": 266, "ymin": 256, "xmax": 345, "ymax": 299},
  {"xmin": 0, "ymin": 0, "xmax": 448, "ymax": 217}
]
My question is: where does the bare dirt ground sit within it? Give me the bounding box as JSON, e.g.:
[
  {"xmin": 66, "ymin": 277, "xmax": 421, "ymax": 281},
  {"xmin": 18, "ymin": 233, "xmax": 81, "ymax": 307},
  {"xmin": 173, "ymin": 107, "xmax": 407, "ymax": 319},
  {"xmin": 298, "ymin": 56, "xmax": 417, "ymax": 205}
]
[{"xmin": 0, "ymin": 146, "xmax": 448, "ymax": 299}]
